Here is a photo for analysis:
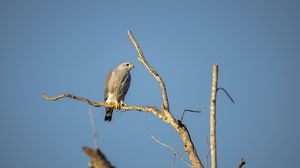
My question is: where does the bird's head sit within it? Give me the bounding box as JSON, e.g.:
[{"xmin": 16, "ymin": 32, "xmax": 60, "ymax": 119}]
[{"xmin": 117, "ymin": 62, "xmax": 134, "ymax": 71}]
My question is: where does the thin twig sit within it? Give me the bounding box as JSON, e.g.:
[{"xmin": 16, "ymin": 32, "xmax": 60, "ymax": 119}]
[
  {"xmin": 180, "ymin": 109, "xmax": 201, "ymax": 122},
  {"xmin": 88, "ymin": 108, "xmax": 100, "ymax": 149},
  {"xmin": 236, "ymin": 157, "xmax": 246, "ymax": 168},
  {"xmin": 217, "ymin": 87, "xmax": 235, "ymax": 104},
  {"xmin": 171, "ymin": 153, "xmax": 176, "ymax": 168},
  {"xmin": 210, "ymin": 64, "xmax": 218, "ymax": 168},
  {"xmin": 150, "ymin": 135, "xmax": 192, "ymax": 168}
]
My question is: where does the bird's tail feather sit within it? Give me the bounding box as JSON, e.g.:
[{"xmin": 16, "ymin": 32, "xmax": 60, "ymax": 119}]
[{"xmin": 104, "ymin": 108, "xmax": 113, "ymax": 122}]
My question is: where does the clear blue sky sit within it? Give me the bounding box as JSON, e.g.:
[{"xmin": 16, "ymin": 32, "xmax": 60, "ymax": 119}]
[{"xmin": 1, "ymin": 0, "xmax": 299, "ymax": 167}]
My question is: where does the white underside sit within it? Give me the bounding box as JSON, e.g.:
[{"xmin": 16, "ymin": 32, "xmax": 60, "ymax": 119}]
[
  {"xmin": 106, "ymin": 93, "xmax": 124, "ymax": 104},
  {"xmin": 106, "ymin": 93, "xmax": 116, "ymax": 103}
]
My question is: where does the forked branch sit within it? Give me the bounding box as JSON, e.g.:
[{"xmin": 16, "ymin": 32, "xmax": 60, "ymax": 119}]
[
  {"xmin": 128, "ymin": 30, "xmax": 203, "ymax": 168},
  {"xmin": 41, "ymin": 30, "xmax": 203, "ymax": 168}
]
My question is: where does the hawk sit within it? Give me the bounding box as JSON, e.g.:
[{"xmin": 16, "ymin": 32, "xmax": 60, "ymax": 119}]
[{"xmin": 104, "ymin": 62, "xmax": 134, "ymax": 122}]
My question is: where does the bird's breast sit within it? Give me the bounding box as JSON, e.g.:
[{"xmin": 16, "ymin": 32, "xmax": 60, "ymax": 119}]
[{"xmin": 105, "ymin": 92, "xmax": 117, "ymax": 103}]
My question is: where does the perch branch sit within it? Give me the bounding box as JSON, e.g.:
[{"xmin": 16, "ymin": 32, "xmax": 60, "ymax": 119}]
[
  {"xmin": 210, "ymin": 64, "xmax": 218, "ymax": 168},
  {"xmin": 41, "ymin": 93, "xmax": 163, "ymax": 119},
  {"xmin": 150, "ymin": 135, "xmax": 192, "ymax": 168},
  {"xmin": 128, "ymin": 30, "xmax": 169, "ymax": 111}
]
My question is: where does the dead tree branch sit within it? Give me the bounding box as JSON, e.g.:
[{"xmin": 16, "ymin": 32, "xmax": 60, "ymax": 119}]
[
  {"xmin": 150, "ymin": 135, "xmax": 192, "ymax": 168},
  {"xmin": 42, "ymin": 91, "xmax": 203, "ymax": 168},
  {"xmin": 210, "ymin": 64, "xmax": 218, "ymax": 168},
  {"xmin": 128, "ymin": 30, "xmax": 203, "ymax": 168},
  {"xmin": 41, "ymin": 30, "xmax": 204, "ymax": 168},
  {"xmin": 41, "ymin": 93, "xmax": 163, "ymax": 119},
  {"xmin": 82, "ymin": 147, "xmax": 115, "ymax": 168}
]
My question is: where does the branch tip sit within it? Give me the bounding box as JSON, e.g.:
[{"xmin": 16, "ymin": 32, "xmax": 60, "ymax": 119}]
[
  {"xmin": 180, "ymin": 109, "xmax": 202, "ymax": 121},
  {"xmin": 217, "ymin": 87, "xmax": 235, "ymax": 104}
]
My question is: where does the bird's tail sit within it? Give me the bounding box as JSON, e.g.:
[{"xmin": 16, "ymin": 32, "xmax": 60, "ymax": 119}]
[{"xmin": 104, "ymin": 108, "xmax": 113, "ymax": 122}]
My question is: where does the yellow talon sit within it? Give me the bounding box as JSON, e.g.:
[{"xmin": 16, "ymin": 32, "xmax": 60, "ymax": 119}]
[{"xmin": 112, "ymin": 102, "xmax": 121, "ymax": 110}]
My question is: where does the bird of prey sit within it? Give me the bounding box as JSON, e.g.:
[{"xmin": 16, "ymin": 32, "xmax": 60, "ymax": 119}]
[{"xmin": 104, "ymin": 62, "xmax": 134, "ymax": 122}]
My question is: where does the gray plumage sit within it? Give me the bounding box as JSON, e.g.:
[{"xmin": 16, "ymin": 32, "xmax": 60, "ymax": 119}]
[{"xmin": 104, "ymin": 62, "xmax": 134, "ymax": 122}]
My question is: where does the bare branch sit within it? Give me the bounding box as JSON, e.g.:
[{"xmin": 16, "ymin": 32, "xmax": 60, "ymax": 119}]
[
  {"xmin": 180, "ymin": 109, "xmax": 201, "ymax": 122},
  {"xmin": 83, "ymin": 147, "xmax": 115, "ymax": 168},
  {"xmin": 150, "ymin": 135, "xmax": 192, "ymax": 168},
  {"xmin": 236, "ymin": 157, "xmax": 246, "ymax": 168},
  {"xmin": 88, "ymin": 108, "xmax": 100, "ymax": 149},
  {"xmin": 128, "ymin": 30, "xmax": 169, "ymax": 111},
  {"xmin": 41, "ymin": 93, "xmax": 163, "ymax": 119},
  {"xmin": 217, "ymin": 87, "xmax": 235, "ymax": 104},
  {"xmin": 210, "ymin": 64, "xmax": 218, "ymax": 168}
]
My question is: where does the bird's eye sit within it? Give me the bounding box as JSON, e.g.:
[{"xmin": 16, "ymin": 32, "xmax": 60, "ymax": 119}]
[{"xmin": 126, "ymin": 64, "xmax": 130, "ymax": 66}]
